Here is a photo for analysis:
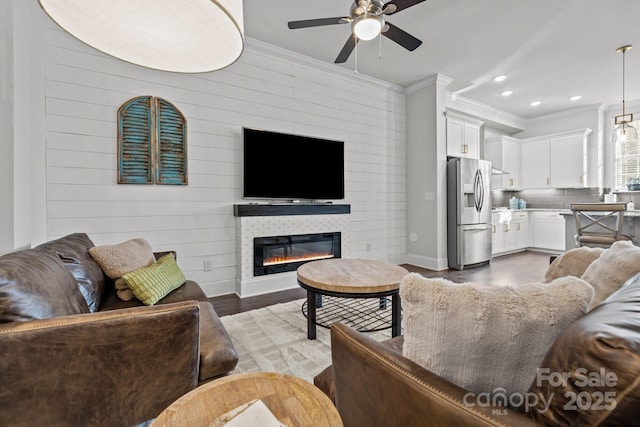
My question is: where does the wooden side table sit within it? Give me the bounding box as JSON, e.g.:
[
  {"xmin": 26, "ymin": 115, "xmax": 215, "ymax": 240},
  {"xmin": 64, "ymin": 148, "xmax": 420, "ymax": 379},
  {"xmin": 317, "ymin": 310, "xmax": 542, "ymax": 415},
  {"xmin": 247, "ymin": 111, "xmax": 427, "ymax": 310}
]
[
  {"xmin": 297, "ymin": 258, "xmax": 409, "ymax": 340},
  {"xmin": 151, "ymin": 372, "xmax": 342, "ymax": 427}
]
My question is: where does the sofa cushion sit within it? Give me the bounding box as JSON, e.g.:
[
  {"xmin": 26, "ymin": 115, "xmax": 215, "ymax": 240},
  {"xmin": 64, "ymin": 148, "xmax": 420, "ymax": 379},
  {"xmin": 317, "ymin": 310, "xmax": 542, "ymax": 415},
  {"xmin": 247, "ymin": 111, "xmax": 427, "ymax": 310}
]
[
  {"xmin": 121, "ymin": 254, "xmax": 186, "ymax": 305},
  {"xmin": 99, "ymin": 280, "xmax": 209, "ymax": 311},
  {"xmin": 545, "ymin": 246, "xmax": 604, "ymax": 283},
  {"xmin": 527, "ymin": 272, "xmax": 640, "ymax": 425},
  {"xmin": 581, "ymin": 240, "xmax": 640, "ymax": 308},
  {"xmin": 0, "ymin": 249, "xmax": 90, "ymax": 322},
  {"xmin": 89, "ymin": 238, "xmax": 156, "ymax": 301},
  {"xmin": 36, "ymin": 233, "xmax": 106, "ymax": 312},
  {"xmin": 400, "ymin": 273, "xmax": 594, "ymax": 395}
]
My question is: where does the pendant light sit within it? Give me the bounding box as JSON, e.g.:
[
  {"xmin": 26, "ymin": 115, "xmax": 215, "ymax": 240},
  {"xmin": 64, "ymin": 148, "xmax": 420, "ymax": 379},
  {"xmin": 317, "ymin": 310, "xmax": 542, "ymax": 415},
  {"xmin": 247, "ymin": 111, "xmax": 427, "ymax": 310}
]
[
  {"xmin": 38, "ymin": 0, "xmax": 244, "ymax": 73},
  {"xmin": 614, "ymin": 45, "xmax": 637, "ymax": 143}
]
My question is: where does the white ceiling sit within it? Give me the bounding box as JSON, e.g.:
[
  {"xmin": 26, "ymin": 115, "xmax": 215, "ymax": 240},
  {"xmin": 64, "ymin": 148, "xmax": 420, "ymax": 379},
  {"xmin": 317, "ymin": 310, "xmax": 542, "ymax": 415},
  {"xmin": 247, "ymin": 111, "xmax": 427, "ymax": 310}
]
[{"xmin": 244, "ymin": 0, "xmax": 640, "ymax": 119}]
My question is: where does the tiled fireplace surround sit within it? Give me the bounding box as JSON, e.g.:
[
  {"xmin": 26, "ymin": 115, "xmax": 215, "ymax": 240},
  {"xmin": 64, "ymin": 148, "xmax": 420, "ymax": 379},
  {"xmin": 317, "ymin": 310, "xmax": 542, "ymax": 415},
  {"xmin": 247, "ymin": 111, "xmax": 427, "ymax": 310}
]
[{"xmin": 235, "ymin": 205, "xmax": 350, "ymax": 297}]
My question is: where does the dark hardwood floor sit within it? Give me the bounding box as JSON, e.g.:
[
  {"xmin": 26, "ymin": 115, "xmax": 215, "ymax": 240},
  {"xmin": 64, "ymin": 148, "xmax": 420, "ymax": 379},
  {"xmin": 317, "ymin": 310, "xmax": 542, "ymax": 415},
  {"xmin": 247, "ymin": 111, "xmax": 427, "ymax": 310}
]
[{"xmin": 209, "ymin": 251, "xmax": 553, "ymax": 317}]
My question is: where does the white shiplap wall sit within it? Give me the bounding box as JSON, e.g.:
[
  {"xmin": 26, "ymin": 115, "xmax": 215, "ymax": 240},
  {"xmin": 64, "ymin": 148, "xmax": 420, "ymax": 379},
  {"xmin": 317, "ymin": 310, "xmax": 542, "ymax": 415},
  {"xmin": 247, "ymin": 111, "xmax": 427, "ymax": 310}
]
[{"xmin": 43, "ymin": 22, "xmax": 407, "ymax": 297}]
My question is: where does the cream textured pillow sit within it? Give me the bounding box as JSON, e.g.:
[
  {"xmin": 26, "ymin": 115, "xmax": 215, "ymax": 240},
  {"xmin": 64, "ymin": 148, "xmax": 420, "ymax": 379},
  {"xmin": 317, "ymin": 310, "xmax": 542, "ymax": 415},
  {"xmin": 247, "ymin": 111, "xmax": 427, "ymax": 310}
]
[
  {"xmin": 88, "ymin": 239, "xmax": 155, "ymax": 301},
  {"xmin": 544, "ymin": 246, "xmax": 604, "ymax": 283},
  {"xmin": 581, "ymin": 240, "xmax": 640, "ymax": 308},
  {"xmin": 400, "ymin": 273, "xmax": 594, "ymax": 395}
]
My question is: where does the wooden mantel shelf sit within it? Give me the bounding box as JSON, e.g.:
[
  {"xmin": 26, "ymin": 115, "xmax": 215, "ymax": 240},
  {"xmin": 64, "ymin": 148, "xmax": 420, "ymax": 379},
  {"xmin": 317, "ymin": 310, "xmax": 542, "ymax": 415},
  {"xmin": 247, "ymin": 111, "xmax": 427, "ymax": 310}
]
[{"xmin": 233, "ymin": 203, "xmax": 351, "ymax": 217}]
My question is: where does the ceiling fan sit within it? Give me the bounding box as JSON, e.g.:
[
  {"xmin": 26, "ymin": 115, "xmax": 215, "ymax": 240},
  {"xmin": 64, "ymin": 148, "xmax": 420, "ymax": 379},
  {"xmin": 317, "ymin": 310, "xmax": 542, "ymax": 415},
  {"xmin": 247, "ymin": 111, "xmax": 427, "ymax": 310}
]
[{"xmin": 287, "ymin": 0, "xmax": 425, "ymax": 64}]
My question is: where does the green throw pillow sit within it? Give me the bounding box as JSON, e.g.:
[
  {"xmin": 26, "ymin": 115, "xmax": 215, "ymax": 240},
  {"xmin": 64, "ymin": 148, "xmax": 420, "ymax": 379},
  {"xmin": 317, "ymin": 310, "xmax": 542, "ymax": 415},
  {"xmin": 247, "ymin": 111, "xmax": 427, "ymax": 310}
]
[{"xmin": 122, "ymin": 254, "xmax": 186, "ymax": 305}]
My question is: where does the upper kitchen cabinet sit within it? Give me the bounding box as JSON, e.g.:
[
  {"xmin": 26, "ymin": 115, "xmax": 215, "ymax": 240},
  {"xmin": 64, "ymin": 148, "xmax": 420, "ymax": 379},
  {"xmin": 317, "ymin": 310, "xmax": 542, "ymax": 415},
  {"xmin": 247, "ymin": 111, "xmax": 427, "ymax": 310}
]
[
  {"xmin": 486, "ymin": 136, "xmax": 521, "ymax": 190},
  {"xmin": 521, "ymin": 139, "xmax": 550, "ymax": 188},
  {"xmin": 520, "ymin": 129, "xmax": 592, "ymax": 189},
  {"xmin": 446, "ymin": 111, "xmax": 483, "ymax": 159},
  {"xmin": 549, "ymin": 130, "xmax": 591, "ymax": 188}
]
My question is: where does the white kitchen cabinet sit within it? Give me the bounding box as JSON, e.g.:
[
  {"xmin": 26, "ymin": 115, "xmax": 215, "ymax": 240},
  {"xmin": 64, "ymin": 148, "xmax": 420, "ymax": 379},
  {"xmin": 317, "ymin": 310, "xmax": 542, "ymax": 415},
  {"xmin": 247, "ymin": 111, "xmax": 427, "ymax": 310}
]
[
  {"xmin": 486, "ymin": 136, "xmax": 521, "ymax": 190},
  {"xmin": 446, "ymin": 112, "xmax": 483, "ymax": 159},
  {"xmin": 513, "ymin": 211, "xmax": 529, "ymax": 250},
  {"xmin": 492, "ymin": 210, "xmax": 528, "ymax": 255},
  {"xmin": 520, "ymin": 129, "xmax": 591, "ymax": 189},
  {"xmin": 503, "ymin": 211, "xmax": 528, "ymax": 252},
  {"xmin": 521, "ymin": 139, "xmax": 550, "ymax": 189},
  {"xmin": 491, "ymin": 212, "xmax": 505, "ymax": 255},
  {"xmin": 531, "ymin": 211, "xmax": 566, "ymax": 251},
  {"xmin": 549, "ymin": 132, "xmax": 590, "ymax": 188}
]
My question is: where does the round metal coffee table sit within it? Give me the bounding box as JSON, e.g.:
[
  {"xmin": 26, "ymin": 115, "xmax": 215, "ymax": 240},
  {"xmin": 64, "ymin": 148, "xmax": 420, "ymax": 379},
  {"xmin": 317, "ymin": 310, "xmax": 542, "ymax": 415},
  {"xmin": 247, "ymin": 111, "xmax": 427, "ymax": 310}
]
[{"xmin": 297, "ymin": 259, "xmax": 409, "ymax": 340}]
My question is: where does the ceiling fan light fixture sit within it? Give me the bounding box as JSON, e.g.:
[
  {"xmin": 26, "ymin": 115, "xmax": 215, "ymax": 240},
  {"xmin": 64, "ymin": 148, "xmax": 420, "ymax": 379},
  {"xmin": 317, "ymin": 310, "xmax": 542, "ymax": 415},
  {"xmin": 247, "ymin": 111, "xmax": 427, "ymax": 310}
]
[
  {"xmin": 37, "ymin": 0, "xmax": 244, "ymax": 73},
  {"xmin": 352, "ymin": 14, "xmax": 383, "ymax": 41}
]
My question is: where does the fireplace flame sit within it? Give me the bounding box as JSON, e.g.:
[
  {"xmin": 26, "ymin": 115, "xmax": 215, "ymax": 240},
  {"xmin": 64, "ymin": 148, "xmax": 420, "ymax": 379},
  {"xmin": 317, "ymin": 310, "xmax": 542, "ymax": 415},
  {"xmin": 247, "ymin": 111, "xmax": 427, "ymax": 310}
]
[{"xmin": 263, "ymin": 252, "xmax": 334, "ymax": 266}]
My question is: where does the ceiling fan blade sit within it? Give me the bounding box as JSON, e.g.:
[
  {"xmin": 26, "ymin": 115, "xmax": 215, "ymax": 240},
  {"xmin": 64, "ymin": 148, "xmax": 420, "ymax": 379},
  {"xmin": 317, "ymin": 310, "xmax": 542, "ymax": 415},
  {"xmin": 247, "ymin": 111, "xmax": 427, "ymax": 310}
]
[
  {"xmin": 335, "ymin": 35, "xmax": 358, "ymax": 63},
  {"xmin": 288, "ymin": 17, "xmax": 348, "ymax": 29},
  {"xmin": 384, "ymin": 0, "xmax": 426, "ymax": 15},
  {"xmin": 382, "ymin": 22, "xmax": 422, "ymax": 51}
]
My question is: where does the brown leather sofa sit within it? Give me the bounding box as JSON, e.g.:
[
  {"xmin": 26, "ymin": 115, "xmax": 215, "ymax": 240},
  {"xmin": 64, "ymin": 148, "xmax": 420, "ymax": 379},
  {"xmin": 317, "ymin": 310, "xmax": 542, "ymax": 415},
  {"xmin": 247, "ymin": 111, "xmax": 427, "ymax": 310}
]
[
  {"xmin": 315, "ymin": 273, "xmax": 640, "ymax": 426},
  {"xmin": 0, "ymin": 233, "xmax": 238, "ymax": 427}
]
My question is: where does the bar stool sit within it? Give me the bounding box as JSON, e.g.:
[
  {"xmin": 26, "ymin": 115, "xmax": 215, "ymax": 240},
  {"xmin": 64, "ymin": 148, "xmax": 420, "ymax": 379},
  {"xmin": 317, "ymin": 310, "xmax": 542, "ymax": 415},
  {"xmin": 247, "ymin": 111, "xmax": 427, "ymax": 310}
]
[{"xmin": 571, "ymin": 202, "xmax": 632, "ymax": 248}]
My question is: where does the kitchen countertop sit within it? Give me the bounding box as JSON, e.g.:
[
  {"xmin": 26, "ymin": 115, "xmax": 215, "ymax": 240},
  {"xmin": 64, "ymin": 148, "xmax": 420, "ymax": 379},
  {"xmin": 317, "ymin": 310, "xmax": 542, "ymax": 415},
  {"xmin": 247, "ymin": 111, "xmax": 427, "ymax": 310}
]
[
  {"xmin": 492, "ymin": 208, "xmax": 571, "ymax": 213},
  {"xmin": 558, "ymin": 210, "xmax": 640, "ymax": 216},
  {"xmin": 492, "ymin": 208, "xmax": 640, "ymax": 216}
]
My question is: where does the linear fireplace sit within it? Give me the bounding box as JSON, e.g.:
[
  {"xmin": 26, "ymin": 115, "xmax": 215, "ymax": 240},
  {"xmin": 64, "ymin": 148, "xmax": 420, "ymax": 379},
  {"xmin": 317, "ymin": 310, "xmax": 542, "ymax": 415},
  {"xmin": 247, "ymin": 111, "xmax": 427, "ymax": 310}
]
[{"xmin": 254, "ymin": 232, "xmax": 341, "ymax": 276}]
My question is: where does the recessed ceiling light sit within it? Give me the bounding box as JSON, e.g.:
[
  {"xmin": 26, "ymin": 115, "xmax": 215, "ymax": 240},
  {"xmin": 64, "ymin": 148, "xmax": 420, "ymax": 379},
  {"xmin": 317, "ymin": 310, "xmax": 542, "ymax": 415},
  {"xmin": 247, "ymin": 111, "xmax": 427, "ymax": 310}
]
[
  {"xmin": 493, "ymin": 75, "xmax": 507, "ymax": 82},
  {"xmin": 501, "ymin": 90, "xmax": 513, "ymax": 96},
  {"xmin": 569, "ymin": 95, "xmax": 582, "ymax": 101},
  {"xmin": 530, "ymin": 101, "xmax": 542, "ymax": 107}
]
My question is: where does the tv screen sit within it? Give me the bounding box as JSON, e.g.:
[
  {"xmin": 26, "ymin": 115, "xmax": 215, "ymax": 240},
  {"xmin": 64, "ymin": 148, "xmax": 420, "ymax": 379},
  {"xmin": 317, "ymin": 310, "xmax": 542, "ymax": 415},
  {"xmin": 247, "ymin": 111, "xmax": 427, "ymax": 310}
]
[{"xmin": 242, "ymin": 128, "xmax": 345, "ymax": 200}]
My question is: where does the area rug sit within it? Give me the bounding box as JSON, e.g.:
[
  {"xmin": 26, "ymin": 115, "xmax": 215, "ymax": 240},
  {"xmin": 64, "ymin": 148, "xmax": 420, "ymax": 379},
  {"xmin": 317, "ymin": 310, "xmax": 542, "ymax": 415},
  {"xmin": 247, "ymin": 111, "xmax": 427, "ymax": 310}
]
[{"xmin": 220, "ymin": 299, "xmax": 391, "ymax": 383}]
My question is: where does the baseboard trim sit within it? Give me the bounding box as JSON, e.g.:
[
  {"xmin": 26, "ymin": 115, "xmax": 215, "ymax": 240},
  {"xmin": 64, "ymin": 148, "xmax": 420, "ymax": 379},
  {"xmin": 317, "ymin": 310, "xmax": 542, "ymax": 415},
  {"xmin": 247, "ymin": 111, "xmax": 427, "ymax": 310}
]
[
  {"xmin": 236, "ymin": 272, "xmax": 300, "ymax": 298},
  {"xmin": 405, "ymin": 253, "xmax": 448, "ymax": 271}
]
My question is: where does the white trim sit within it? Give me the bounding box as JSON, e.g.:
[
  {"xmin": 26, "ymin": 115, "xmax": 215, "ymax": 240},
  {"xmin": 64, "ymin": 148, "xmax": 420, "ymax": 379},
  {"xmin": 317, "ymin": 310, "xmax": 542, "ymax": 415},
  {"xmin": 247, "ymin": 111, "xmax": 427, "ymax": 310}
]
[
  {"xmin": 200, "ymin": 279, "xmax": 236, "ymax": 298},
  {"xmin": 603, "ymin": 98, "xmax": 640, "ymax": 115},
  {"xmin": 236, "ymin": 272, "xmax": 299, "ymax": 298},
  {"xmin": 447, "ymin": 92, "xmax": 523, "ymax": 124},
  {"xmin": 405, "ymin": 74, "xmax": 454, "ymax": 95},
  {"xmin": 519, "ymin": 127, "xmax": 592, "ymax": 142},
  {"xmin": 405, "ymin": 253, "xmax": 448, "ymax": 271},
  {"xmin": 525, "ymin": 103, "xmax": 604, "ymax": 124},
  {"xmin": 446, "ymin": 92, "xmax": 526, "ymax": 133},
  {"xmin": 445, "ymin": 109, "xmax": 485, "ymax": 126},
  {"xmin": 244, "ymin": 37, "xmax": 405, "ymax": 93}
]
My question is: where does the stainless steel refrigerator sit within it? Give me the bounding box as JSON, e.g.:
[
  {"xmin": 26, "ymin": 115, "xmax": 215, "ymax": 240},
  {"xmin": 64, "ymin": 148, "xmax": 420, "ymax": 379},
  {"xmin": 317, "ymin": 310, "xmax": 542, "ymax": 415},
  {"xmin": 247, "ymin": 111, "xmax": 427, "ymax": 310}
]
[{"xmin": 447, "ymin": 157, "xmax": 492, "ymax": 270}]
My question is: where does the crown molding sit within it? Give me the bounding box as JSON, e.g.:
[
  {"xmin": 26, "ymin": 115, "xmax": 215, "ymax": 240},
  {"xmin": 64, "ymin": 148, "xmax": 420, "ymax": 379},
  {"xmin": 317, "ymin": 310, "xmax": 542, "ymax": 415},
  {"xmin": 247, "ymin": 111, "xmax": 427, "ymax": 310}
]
[
  {"xmin": 524, "ymin": 103, "xmax": 605, "ymax": 124},
  {"xmin": 244, "ymin": 37, "xmax": 405, "ymax": 93},
  {"xmin": 518, "ymin": 127, "xmax": 593, "ymax": 142},
  {"xmin": 445, "ymin": 92, "xmax": 526, "ymax": 133},
  {"xmin": 405, "ymin": 74, "xmax": 454, "ymax": 94},
  {"xmin": 603, "ymin": 98, "xmax": 640, "ymax": 114}
]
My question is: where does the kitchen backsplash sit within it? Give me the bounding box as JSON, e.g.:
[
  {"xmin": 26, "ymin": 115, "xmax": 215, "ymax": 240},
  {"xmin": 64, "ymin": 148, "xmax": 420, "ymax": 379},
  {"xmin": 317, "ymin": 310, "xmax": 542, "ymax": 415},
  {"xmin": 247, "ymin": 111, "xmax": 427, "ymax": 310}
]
[{"xmin": 489, "ymin": 188, "xmax": 636, "ymax": 209}]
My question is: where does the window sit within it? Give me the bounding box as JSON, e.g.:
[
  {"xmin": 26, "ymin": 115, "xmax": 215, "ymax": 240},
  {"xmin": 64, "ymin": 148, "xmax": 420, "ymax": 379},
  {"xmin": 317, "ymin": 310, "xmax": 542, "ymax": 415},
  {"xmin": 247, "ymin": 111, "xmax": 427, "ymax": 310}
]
[
  {"xmin": 614, "ymin": 120, "xmax": 640, "ymax": 191},
  {"xmin": 117, "ymin": 96, "xmax": 188, "ymax": 185}
]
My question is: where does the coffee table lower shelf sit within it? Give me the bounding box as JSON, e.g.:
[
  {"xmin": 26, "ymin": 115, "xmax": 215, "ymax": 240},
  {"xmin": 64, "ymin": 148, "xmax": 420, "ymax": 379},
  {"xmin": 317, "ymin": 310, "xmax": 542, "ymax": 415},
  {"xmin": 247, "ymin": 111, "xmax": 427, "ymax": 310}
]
[
  {"xmin": 298, "ymin": 283, "xmax": 402, "ymax": 340},
  {"xmin": 301, "ymin": 295, "xmax": 396, "ymax": 333}
]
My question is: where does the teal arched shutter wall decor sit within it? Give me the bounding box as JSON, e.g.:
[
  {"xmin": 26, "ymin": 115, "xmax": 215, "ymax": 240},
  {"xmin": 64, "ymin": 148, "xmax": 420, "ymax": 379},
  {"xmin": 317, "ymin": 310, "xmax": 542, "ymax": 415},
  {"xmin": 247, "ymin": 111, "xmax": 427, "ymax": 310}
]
[
  {"xmin": 117, "ymin": 96, "xmax": 187, "ymax": 185},
  {"xmin": 156, "ymin": 98, "xmax": 188, "ymax": 185},
  {"xmin": 118, "ymin": 96, "xmax": 154, "ymax": 184}
]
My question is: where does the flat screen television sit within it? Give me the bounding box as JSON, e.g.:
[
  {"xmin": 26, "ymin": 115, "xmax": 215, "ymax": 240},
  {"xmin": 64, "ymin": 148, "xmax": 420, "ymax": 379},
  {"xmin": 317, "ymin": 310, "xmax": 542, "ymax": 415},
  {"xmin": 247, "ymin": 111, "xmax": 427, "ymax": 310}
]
[{"xmin": 242, "ymin": 127, "xmax": 344, "ymax": 200}]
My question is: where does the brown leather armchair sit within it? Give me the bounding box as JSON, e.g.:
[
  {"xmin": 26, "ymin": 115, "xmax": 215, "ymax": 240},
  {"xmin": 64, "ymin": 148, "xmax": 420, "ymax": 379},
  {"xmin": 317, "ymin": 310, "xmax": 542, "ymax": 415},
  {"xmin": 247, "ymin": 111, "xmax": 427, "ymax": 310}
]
[
  {"xmin": 0, "ymin": 233, "xmax": 237, "ymax": 427},
  {"xmin": 316, "ymin": 273, "xmax": 640, "ymax": 426}
]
